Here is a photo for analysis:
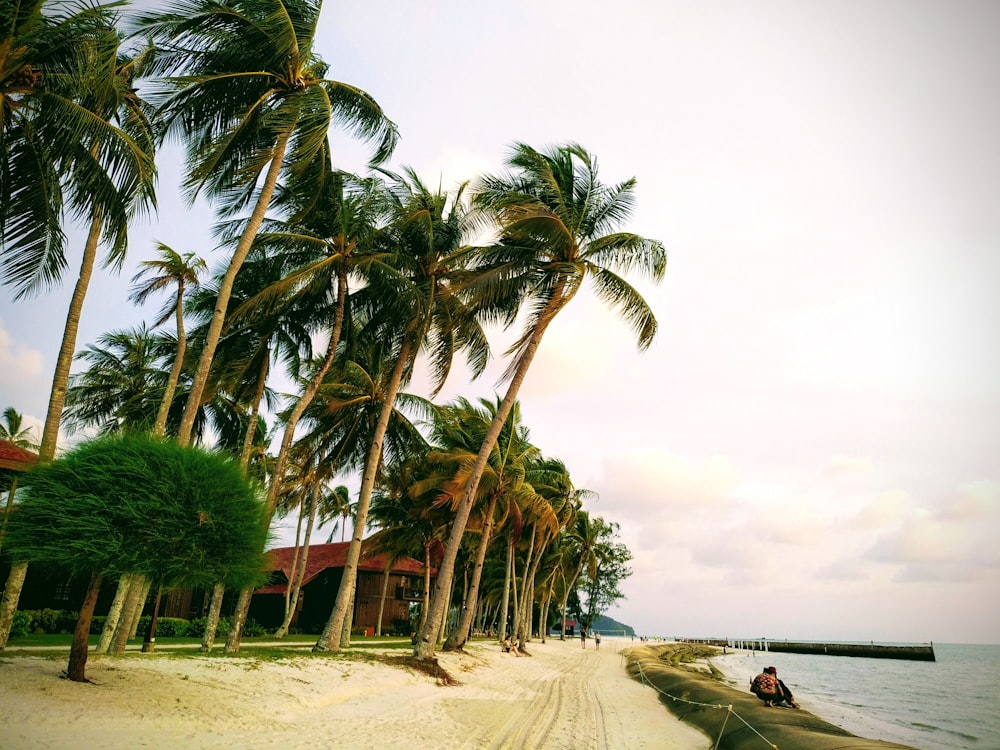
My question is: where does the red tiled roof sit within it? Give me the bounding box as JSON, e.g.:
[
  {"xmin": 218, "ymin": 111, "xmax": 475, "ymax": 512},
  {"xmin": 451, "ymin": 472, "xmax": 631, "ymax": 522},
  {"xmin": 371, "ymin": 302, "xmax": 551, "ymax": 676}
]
[
  {"xmin": 0, "ymin": 440, "xmax": 38, "ymax": 472},
  {"xmin": 255, "ymin": 542, "xmax": 428, "ymax": 595}
]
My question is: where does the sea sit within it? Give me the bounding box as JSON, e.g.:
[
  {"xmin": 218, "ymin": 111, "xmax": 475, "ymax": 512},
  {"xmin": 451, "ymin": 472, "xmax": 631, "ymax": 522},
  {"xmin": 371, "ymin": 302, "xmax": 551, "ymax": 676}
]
[{"xmin": 710, "ymin": 643, "xmax": 1000, "ymax": 750}]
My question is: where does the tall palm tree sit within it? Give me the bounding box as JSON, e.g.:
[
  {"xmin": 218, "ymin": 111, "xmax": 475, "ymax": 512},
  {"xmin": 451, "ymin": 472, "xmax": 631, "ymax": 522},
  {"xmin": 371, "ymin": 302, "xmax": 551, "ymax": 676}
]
[
  {"xmin": 1, "ymin": 0, "xmax": 153, "ymax": 298},
  {"xmin": 424, "ymin": 397, "xmax": 540, "ymax": 651},
  {"xmin": 236, "ymin": 170, "xmax": 388, "ymax": 529},
  {"xmin": 0, "ymin": 18, "xmax": 157, "ymax": 649},
  {"xmin": 414, "ymin": 143, "xmax": 666, "ymax": 659},
  {"xmin": 313, "ymin": 171, "xmax": 490, "ymax": 652},
  {"xmin": 129, "ymin": 243, "xmax": 207, "ymax": 436},
  {"xmin": 133, "ymin": 0, "xmax": 398, "ymax": 446}
]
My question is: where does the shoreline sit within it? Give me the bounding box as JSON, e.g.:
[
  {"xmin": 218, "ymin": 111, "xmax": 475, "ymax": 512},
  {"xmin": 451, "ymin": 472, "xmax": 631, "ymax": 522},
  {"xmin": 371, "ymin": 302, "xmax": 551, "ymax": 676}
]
[
  {"xmin": 1, "ymin": 637, "xmax": 710, "ymax": 749},
  {"xmin": 627, "ymin": 643, "xmax": 919, "ymax": 750}
]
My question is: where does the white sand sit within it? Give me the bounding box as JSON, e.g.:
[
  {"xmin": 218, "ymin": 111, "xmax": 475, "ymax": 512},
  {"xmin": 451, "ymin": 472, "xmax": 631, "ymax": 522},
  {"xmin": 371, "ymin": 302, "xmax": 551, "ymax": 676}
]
[{"xmin": 1, "ymin": 637, "xmax": 709, "ymax": 749}]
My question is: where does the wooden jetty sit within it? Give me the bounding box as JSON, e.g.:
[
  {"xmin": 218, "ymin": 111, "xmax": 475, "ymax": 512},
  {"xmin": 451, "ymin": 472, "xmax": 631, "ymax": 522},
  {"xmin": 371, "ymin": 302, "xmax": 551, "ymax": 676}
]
[{"xmin": 680, "ymin": 638, "xmax": 936, "ymax": 662}]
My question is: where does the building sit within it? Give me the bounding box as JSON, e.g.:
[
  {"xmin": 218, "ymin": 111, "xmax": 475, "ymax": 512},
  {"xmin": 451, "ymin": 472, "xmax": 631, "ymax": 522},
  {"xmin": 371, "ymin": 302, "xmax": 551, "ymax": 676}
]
[{"xmin": 248, "ymin": 542, "xmax": 432, "ymax": 635}]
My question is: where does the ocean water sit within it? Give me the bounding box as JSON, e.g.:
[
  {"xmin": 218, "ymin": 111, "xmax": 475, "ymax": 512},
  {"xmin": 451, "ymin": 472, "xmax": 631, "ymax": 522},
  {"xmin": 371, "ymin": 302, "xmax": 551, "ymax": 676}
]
[{"xmin": 711, "ymin": 643, "xmax": 1000, "ymax": 750}]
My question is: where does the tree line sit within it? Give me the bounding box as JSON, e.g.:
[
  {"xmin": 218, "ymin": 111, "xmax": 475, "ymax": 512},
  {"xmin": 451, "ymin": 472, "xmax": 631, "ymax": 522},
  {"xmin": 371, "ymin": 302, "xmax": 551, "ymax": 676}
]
[{"xmin": 0, "ymin": 0, "xmax": 665, "ymax": 672}]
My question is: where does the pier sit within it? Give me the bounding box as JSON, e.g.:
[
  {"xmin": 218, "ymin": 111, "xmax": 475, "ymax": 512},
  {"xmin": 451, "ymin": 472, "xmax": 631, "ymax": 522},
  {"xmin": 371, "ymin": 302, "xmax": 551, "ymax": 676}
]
[{"xmin": 680, "ymin": 638, "xmax": 936, "ymax": 662}]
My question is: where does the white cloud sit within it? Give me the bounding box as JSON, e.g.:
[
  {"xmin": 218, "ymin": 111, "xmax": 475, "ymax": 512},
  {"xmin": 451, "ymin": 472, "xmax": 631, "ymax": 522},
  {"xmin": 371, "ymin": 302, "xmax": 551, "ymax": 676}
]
[{"xmin": 0, "ymin": 318, "xmax": 46, "ymax": 417}]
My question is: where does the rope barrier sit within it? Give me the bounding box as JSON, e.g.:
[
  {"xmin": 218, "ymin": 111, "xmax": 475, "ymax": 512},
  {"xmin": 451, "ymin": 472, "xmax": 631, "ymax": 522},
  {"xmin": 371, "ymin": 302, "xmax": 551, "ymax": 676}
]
[{"xmin": 633, "ymin": 659, "xmax": 779, "ymax": 750}]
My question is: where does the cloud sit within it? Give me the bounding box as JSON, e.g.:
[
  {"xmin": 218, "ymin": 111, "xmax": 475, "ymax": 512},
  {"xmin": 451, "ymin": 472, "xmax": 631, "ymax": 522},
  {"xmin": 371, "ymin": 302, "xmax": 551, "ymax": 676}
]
[
  {"xmin": 814, "ymin": 559, "xmax": 870, "ymax": 582},
  {"xmin": 0, "ymin": 318, "xmax": 46, "ymax": 415},
  {"xmin": 824, "ymin": 454, "xmax": 873, "ymax": 477},
  {"xmin": 936, "ymin": 480, "xmax": 1000, "ymax": 521}
]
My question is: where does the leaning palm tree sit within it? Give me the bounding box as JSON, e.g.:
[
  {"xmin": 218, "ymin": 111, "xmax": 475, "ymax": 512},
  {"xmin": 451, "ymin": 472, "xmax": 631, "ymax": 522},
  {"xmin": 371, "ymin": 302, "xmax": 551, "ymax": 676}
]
[
  {"xmin": 414, "ymin": 143, "xmax": 666, "ymax": 659},
  {"xmin": 133, "ymin": 0, "xmax": 398, "ymax": 446},
  {"xmin": 313, "ymin": 171, "xmax": 490, "ymax": 652},
  {"xmin": 424, "ymin": 397, "xmax": 540, "ymax": 651},
  {"xmin": 0, "ymin": 22, "xmax": 156, "ymax": 648},
  {"xmin": 129, "ymin": 243, "xmax": 207, "ymax": 436}
]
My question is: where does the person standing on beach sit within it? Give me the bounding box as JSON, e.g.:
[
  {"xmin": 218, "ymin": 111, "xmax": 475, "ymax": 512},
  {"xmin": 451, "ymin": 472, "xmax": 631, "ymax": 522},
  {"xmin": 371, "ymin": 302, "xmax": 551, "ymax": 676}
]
[
  {"xmin": 594, "ymin": 631, "xmax": 601, "ymax": 650},
  {"xmin": 580, "ymin": 627, "xmax": 587, "ymax": 649}
]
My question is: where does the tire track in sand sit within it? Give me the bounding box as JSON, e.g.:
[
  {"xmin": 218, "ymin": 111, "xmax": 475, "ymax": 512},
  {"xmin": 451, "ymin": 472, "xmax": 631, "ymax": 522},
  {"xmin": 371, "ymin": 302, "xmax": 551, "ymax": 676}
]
[{"xmin": 482, "ymin": 647, "xmax": 604, "ymax": 750}]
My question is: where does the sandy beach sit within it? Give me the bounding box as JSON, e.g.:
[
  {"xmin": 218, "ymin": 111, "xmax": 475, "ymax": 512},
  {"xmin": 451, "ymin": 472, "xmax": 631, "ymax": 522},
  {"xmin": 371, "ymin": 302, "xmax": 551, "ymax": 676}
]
[{"xmin": 1, "ymin": 637, "xmax": 710, "ymax": 749}]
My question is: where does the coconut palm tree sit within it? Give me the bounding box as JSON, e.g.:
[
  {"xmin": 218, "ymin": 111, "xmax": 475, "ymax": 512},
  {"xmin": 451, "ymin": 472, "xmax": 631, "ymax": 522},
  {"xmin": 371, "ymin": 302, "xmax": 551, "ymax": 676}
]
[
  {"xmin": 129, "ymin": 243, "xmax": 207, "ymax": 436},
  {"xmin": 414, "ymin": 143, "xmax": 666, "ymax": 659},
  {"xmin": 312, "ymin": 171, "xmax": 490, "ymax": 652},
  {"xmin": 61, "ymin": 324, "xmax": 171, "ymax": 435},
  {"xmin": 133, "ymin": 0, "xmax": 398, "ymax": 446},
  {"xmin": 0, "ymin": 407, "xmax": 39, "ymax": 449},
  {"xmin": 1, "ymin": 1, "xmax": 153, "ymax": 298},
  {"xmin": 423, "ymin": 397, "xmax": 540, "ymax": 651},
  {"xmin": 234, "ymin": 169, "xmax": 389, "ymax": 528},
  {"xmin": 0, "ymin": 16, "xmax": 157, "ymax": 649}
]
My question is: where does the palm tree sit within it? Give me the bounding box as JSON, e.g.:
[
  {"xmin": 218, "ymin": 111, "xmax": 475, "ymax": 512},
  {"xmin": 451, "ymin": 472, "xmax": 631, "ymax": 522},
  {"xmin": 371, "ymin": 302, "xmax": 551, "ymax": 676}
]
[
  {"xmin": 0, "ymin": 17, "xmax": 157, "ymax": 650},
  {"xmin": 129, "ymin": 243, "xmax": 207, "ymax": 436},
  {"xmin": 423, "ymin": 397, "xmax": 540, "ymax": 651},
  {"xmin": 312, "ymin": 171, "xmax": 490, "ymax": 652},
  {"xmin": 0, "ymin": 407, "xmax": 40, "ymax": 551},
  {"xmin": 414, "ymin": 143, "xmax": 666, "ymax": 658},
  {"xmin": 133, "ymin": 0, "xmax": 398, "ymax": 446},
  {"xmin": 1, "ymin": 1, "xmax": 153, "ymax": 298},
  {"xmin": 0, "ymin": 407, "xmax": 39, "ymax": 449},
  {"xmin": 61, "ymin": 324, "xmax": 170, "ymax": 435},
  {"xmin": 234, "ymin": 169, "xmax": 388, "ymax": 530},
  {"xmin": 325, "ymin": 484, "xmax": 355, "ymax": 544}
]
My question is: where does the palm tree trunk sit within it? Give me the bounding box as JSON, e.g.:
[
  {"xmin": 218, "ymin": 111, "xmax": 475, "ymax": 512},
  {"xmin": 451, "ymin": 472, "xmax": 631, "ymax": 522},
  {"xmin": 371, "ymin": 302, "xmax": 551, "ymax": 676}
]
[
  {"xmin": 376, "ymin": 566, "xmax": 391, "ymax": 637},
  {"xmin": 314, "ymin": 339, "xmax": 412, "ymax": 652},
  {"xmin": 0, "ymin": 478, "xmax": 19, "ymax": 552},
  {"xmin": 239, "ymin": 351, "xmax": 270, "ymax": 470},
  {"xmin": 153, "ymin": 291, "xmax": 186, "ymax": 437},
  {"xmin": 177, "ymin": 131, "xmax": 291, "ymax": 446},
  {"xmin": 498, "ymin": 540, "xmax": 513, "ymax": 643},
  {"xmin": 127, "ymin": 577, "xmax": 152, "ymax": 639},
  {"xmin": 279, "ymin": 494, "xmax": 308, "ymax": 632},
  {"xmin": 224, "ymin": 587, "xmax": 253, "ymax": 654},
  {"xmin": 0, "ymin": 211, "xmax": 104, "ymax": 649},
  {"xmin": 199, "ymin": 582, "xmax": 225, "ymax": 653},
  {"xmin": 0, "ymin": 561, "xmax": 28, "ymax": 648},
  {"xmin": 67, "ymin": 573, "xmax": 104, "ymax": 682},
  {"xmin": 97, "ymin": 573, "xmax": 133, "ymax": 654},
  {"xmin": 515, "ymin": 528, "xmax": 536, "ymax": 641},
  {"xmin": 418, "ymin": 543, "xmax": 431, "ymax": 635},
  {"xmin": 443, "ymin": 492, "xmax": 499, "ymax": 650},
  {"xmin": 264, "ymin": 269, "xmax": 348, "ymax": 524},
  {"xmin": 276, "ymin": 486, "xmax": 317, "ymax": 638},
  {"xmin": 414, "ymin": 294, "xmax": 572, "ymax": 659},
  {"xmin": 112, "ymin": 575, "xmax": 146, "ymax": 654}
]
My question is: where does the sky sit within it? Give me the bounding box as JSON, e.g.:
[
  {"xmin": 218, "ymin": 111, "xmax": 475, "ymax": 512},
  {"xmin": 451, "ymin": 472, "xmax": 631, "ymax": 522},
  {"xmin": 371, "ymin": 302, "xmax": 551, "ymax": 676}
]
[{"xmin": 2, "ymin": 0, "xmax": 998, "ymax": 644}]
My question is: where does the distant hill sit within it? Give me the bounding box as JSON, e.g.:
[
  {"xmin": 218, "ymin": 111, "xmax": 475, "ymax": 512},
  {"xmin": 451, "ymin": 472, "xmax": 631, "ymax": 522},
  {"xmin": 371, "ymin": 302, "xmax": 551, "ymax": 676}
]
[{"xmin": 589, "ymin": 614, "xmax": 634, "ymax": 637}]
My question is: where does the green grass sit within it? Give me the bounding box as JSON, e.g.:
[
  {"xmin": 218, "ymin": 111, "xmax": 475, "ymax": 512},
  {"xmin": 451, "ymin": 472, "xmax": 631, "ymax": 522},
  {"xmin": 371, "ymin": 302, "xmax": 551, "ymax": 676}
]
[{"xmin": 3, "ymin": 632, "xmax": 414, "ymax": 653}]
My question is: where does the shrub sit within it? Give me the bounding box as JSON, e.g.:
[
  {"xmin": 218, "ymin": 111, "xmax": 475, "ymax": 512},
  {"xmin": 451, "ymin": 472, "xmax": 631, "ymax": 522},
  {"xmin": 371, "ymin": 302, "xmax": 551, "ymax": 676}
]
[
  {"xmin": 242, "ymin": 618, "xmax": 265, "ymax": 637},
  {"xmin": 188, "ymin": 616, "xmax": 231, "ymax": 637},
  {"xmin": 9, "ymin": 610, "xmax": 30, "ymax": 639},
  {"xmin": 151, "ymin": 617, "xmax": 190, "ymax": 637}
]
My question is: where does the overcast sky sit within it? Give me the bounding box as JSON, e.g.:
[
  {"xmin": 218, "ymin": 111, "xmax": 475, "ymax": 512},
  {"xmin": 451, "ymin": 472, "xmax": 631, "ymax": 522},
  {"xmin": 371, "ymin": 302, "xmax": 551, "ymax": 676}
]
[{"xmin": 2, "ymin": 0, "xmax": 998, "ymax": 644}]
